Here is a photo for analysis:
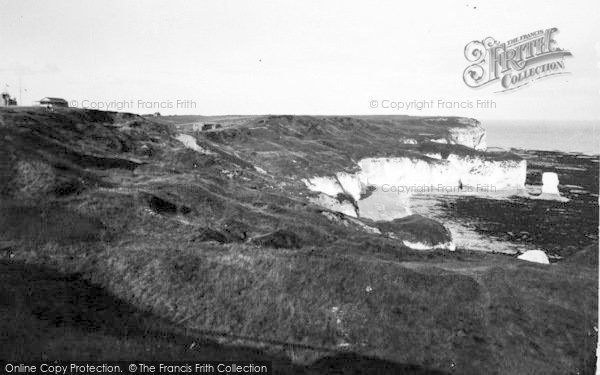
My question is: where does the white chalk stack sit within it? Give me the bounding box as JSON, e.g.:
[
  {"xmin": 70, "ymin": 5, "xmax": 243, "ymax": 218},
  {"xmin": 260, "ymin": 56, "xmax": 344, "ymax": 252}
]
[
  {"xmin": 541, "ymin": 172, "xmax": 560, "ymax": 195},
  {"xmin": 526, "ymin": 171, "xmax": 569, "ymax": 202}
]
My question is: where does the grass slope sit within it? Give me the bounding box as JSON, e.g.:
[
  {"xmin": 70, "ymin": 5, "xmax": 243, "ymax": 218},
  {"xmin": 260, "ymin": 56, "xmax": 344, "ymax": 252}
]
[{"xmin": 0, "ymin": 107, "xmax": 596, "ymax": 374}]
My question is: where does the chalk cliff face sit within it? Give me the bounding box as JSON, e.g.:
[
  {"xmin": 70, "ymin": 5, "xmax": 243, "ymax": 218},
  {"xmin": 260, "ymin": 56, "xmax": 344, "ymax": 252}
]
[
  {"xmin": 303, "ymin": 154, "xmax": 526, "ymax": 219},
  {"xmin": 357, "ymin": 155, "xmax": 525, "ymax": 193}
]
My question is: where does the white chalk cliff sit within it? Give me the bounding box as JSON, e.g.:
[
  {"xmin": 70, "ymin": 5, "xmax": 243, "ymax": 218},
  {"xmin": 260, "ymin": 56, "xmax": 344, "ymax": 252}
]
[
  {"xmin": 304, "ymin": 121, "xmax": 526, "ymax": 251},
  {"xmin": 304, "ymin": 155, "xmax": 526, "ymax": 215}
]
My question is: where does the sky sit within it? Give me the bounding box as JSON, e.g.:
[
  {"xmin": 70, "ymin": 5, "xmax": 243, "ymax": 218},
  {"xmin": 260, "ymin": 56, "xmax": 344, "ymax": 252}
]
[{"xmin": 0, "ymin": 0, "xmax": 599, "ymax": 120}]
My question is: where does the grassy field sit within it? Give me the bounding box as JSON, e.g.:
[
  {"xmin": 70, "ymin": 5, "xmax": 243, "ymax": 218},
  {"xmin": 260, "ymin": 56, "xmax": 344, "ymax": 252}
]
[{"xmin": 0, "ymin": 107, "xmax": 596, "ymax": 374}]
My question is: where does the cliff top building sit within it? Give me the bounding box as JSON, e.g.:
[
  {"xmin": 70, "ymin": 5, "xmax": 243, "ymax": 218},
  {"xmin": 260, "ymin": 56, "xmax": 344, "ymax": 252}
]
[{"xmin": 39, "ymin": 97, "xmax": 69, "ymax": 108}]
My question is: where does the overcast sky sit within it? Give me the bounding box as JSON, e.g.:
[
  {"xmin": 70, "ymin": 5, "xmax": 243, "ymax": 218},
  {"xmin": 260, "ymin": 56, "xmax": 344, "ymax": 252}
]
[{"xmin": 1, "ymin": 0, "xmax": 598, "ymax": 120}]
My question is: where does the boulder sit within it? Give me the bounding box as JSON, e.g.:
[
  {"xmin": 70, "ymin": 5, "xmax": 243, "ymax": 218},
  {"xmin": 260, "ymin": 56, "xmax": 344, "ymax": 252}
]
[{"xmin": 517, "ymin": 250, "xmax": 550, "ymax": 264}]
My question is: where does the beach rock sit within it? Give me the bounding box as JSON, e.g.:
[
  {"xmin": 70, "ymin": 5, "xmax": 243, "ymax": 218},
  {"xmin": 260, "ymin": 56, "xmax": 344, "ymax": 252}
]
[{"xmin": 517, "ymin": 250, "xmax": 550, "ymax": 264}]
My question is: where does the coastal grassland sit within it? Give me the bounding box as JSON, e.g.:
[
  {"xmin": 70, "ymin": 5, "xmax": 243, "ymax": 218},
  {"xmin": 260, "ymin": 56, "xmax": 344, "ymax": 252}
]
[
  {"xmin": 1, "ymin": 108, "xmax": 597, "ymax": 374},
  {"xmin": 0, "ymin": 261, "xmax": 298, "ymax": 369},
  {"xmin": 0, "ymin": 258, "xmax": 449, "ymax": 375},
  {"xmin": 4, "ymin": 194, "xmax": 596, "ymax": 374}
]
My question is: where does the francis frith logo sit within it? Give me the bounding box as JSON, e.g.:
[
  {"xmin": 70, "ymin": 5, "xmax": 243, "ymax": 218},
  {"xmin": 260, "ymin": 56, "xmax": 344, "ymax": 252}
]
[{"xmin": 463, "ymin": 28, "xmax": 572, "ymax": 92}]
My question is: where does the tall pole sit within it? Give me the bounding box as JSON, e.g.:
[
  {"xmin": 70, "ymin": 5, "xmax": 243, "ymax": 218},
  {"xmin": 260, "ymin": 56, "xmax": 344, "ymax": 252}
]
[{"xmin": 19, "ymin": 75, "xmax": 22, "ymax": 106}]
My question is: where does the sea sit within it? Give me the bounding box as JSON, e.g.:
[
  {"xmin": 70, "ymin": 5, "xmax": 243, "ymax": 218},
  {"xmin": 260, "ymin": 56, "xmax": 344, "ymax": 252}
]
[{"xmin": 482, "ymin": 120, "xmax": 599, "ymax": 155}]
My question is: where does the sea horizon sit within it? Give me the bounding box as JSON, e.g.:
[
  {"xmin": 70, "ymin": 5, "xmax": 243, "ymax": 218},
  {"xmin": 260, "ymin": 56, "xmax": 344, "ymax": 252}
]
[{"xmin": 482, "ymin": 120, "xmax": 599, "ymax": 156}]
